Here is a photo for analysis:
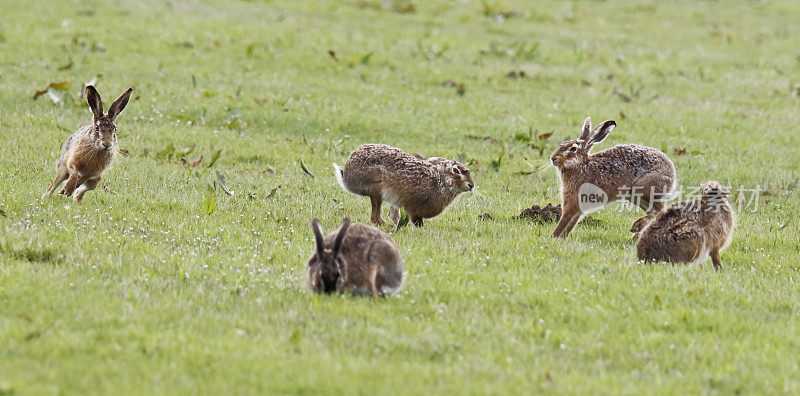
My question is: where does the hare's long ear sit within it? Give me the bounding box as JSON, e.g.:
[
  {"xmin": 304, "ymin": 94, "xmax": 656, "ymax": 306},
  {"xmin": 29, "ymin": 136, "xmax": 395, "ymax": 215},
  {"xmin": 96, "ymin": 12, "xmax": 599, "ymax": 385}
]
[
  {"xmin": 332, "ymin": 218, "xmax": 351, "ymax": 256},
  {"xmin": 86, "ymin": 85, "xmax": 104, "ymax": 121},
  {"xmin": 414, "ymin": 153, "xmax": 428, "ymax": 160},
  {"xmin": 578, "ymin": 116, "xmax": 592, "ymax": 141},
  {"xmin": 108, "ymin": 88, "xmax": 133, "ymax": 121},
  {"xmin": 311, "ymin": 218, "xmax": 325, "ymax": 257},
  {"xmin": 589, "ymin": 120, "xmax": 616, "ymax": 145},
  {"xmin": 630, "ymin": 214, "xmax": 653, "ymax": 233}
]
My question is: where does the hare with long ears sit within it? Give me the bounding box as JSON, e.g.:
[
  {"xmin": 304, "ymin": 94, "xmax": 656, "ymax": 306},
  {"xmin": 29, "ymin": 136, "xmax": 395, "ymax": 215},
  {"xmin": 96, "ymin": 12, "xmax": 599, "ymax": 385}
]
[
  {"xmin": 635, "ymin": 181, "xmax": 735, "ymax": 269},
  {"xmin": 307, "ymin": 218, "xmax": 403, "ymax": 297},
  {"xmin": 42, "ymin": 85, "xmax": 133, "ymax": 202},
  {"xmin": 551, "ymin": 117, "xmax": 676, "ymax": 237},
  {"xmin": 334, "ymin": 144, "xmax": 474, "ymax": 227}
]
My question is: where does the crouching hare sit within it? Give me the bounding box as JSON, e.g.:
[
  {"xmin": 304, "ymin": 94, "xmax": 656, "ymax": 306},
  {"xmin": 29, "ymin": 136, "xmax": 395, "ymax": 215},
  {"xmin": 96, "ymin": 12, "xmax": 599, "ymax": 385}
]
[
  {"xmin": 307, "ymin": 218, "xmax": 403, "ymax": 297},
  {"xmin": 42, "ymin": 85, "xmax": 133, "ymax": 202},
  {"xmin": 334, "ymin": 143, "xmax": 474, "ymax": 227},
  {"xmin": 634, "ymin": 181, "xmax": 735, "ymax": 270},
  {"xmin": 551, "ymin": 117, "xmax": 676, "ymax": 237}
]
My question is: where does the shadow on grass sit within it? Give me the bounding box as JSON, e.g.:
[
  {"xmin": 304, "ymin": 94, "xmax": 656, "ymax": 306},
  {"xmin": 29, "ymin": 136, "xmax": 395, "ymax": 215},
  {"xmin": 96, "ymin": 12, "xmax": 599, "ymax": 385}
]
[{"xmin": 1, "ymin": 241, "xmax": 63, "ymax": 264}]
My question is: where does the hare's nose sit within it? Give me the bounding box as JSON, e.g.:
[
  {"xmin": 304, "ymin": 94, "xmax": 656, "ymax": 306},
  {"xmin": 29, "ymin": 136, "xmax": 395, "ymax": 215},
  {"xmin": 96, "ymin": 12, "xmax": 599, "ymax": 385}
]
[
  {"xmin": 103, "ymin": 143, "xmax": 112, "ymax": 149},
  {"xmin": 467, "ymin": 183, "xmax": 474, "ymax": 190}
]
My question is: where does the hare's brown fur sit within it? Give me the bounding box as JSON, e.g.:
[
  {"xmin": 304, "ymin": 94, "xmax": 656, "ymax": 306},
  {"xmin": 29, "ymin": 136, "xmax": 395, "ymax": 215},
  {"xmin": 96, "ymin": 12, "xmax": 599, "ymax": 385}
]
[
  {"xmin": 635, "ymin": 181, "xmax": 735, "ymax": 269},
  {"xmin": 307, "ymin": 218, "xmax": 403, "ymax": 297},
  {"xmin": 335, "ymin": 144, "xmax": 474, "ymax": 227},
  {"xmin": 551, "ymin": 117, "xmax": 676, "ymax": 237},
  {"xmin": 42, "ymin": 86, "xmax": 132, "ymax": 202}
]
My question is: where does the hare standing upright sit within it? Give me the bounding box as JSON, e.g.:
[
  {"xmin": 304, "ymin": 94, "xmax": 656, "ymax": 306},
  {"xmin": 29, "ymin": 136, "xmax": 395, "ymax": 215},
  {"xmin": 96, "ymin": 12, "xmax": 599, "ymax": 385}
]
[
  {"xmin": 334, "ymin": 144, "xmax": 474, "ymax": 227},
  {"xmin": 42, "ymin": 85, "xmax": 133, "ymax": 202},
  {"xmin": 635, "ymin": 181, "xmax": 735, "ymax": 269},
  {"xmin": 550, "ymin": 117, "xmax": 676, "ymax": 237},
  {"xmin": 307, "ymin": 218, "xmax": 403, "ymax": 297}
]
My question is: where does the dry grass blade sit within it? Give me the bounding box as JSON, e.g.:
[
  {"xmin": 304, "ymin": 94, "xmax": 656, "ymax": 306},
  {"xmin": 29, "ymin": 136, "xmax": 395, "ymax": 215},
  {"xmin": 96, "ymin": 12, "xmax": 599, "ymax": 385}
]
[{"xmin": 215, "ymin": 170, "xmax": 234, "ymax": 196}]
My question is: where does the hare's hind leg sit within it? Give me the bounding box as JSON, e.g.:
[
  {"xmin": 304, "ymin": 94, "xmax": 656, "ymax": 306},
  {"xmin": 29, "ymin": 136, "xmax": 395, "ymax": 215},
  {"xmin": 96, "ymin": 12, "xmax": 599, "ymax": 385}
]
[
  {"xmin": 60, "ymin": 171, "xmax": 83, "ymax": 197},
  {"xmin": 42, "ymin": 167, "xmax": 69, "ymax": 199},
  {"xmin": 710, "ymin": 248, "xmax": 723, "ymax": 270},
  {"xmin": 634, "ymin": 173, "xmax": 674, "ymax": 214},
  {"xmin": 408, "ymin": 215, "xmax": 423, "ymax": 227},
  {"xmin": 370, "ymin": 264, "xmax": 380, "ymax": 298},
  {"xmin": 73, "ymin": 177, "xmax": 100, "ymax": 202}
]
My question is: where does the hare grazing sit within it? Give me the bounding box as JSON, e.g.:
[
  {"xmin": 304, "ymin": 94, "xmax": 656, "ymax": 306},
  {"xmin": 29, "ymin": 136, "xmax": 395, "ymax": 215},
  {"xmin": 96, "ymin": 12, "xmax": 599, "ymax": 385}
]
[
  {"xmin": 551, "ymin": 117, "xmax": 676, "ymax": 237},
  {"xmin": 334, "ymin": 144, "xmax": 474, "ymax": 227},
  {"xmin": 635, "ymin": 181, "xmax": 735, "ymax": 269},
  {"xmin": 307, "ymin": 218, "xmax": 404, "ymax": 297},
  {"xmin": 42, "ymin": 85, "xmax": 133, "ymax": 202}
]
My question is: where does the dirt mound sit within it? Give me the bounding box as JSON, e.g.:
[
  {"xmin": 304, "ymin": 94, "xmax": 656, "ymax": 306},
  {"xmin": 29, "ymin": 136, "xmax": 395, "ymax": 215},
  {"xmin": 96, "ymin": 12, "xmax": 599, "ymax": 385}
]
[{"xmin": 517, "ymin": 204, "xmax": 561, "ymax": 223}]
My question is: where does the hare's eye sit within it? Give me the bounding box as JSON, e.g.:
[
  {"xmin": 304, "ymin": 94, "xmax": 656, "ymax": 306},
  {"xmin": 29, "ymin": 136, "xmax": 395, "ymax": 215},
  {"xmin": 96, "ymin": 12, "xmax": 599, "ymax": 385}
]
[
  {"xmin": 452, "ymin": 167, "xmax": 460, "ymax": 175},
  {"xmin": 569, "ymin": 146, "xmax": 577, "ymax": 152}
]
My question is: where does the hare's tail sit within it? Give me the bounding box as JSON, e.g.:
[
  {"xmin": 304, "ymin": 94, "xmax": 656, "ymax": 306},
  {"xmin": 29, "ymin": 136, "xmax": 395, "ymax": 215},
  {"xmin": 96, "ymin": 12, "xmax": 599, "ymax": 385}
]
[{"xmin": 333, "ymin": 163, "xmax": 351, "ymax": 193}]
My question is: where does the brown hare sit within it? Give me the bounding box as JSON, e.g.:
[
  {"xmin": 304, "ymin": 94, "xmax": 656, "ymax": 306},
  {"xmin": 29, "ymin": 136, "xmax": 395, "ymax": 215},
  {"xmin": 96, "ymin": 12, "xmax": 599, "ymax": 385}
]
[
  {"xmin": 334, "ymin": 144, "xmax": 474, "ymax": 227},
  {"xmin": 635, "ymin": 181, "xmax": 735, "ymax": 270},
  {"xmin": 42, "ymin": 85, "xmax": 133, "ymax": 202},
  {"xmin": 551, "ymin": 117, "xmax": 676, "ymax": 237},
  {"xmin": 307, "ymin": 218, "xmax": 403, "ymax": 297}
]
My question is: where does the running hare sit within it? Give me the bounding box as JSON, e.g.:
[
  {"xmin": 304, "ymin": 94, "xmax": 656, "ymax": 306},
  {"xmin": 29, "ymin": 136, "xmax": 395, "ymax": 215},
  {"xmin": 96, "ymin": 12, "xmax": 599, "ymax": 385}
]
[{"xmin": 42, "ymin": 85, "xmax": 133, "ymax": 202}]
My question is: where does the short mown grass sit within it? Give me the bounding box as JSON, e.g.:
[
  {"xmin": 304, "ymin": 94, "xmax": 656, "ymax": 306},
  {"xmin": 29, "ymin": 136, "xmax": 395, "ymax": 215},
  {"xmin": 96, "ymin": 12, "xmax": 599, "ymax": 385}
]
[{"xmin": 1, "ymin": 0, "xmax": 799, "ymax": 393}]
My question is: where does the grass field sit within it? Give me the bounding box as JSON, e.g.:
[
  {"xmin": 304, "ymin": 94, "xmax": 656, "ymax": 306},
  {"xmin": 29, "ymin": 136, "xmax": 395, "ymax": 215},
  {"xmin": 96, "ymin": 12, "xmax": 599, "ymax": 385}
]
[{"xmin": 1, "ymin": 0, "xmax": 800, "ymax": 393}]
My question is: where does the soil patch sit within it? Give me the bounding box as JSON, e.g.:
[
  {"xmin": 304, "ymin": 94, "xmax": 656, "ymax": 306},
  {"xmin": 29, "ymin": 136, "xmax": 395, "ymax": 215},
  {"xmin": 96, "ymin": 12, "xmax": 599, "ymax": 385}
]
[{"xmin": 517, "ymin": 203, "xmax": 561, "ymax": 223}]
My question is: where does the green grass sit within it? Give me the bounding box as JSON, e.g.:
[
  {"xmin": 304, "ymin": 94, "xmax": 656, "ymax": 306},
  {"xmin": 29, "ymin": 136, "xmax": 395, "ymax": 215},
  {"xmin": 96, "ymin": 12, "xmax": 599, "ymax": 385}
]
[{"xmin": 1, "ymin": 0, "xmax": 800, "ymax": 393}]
